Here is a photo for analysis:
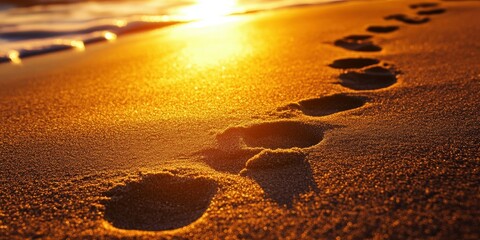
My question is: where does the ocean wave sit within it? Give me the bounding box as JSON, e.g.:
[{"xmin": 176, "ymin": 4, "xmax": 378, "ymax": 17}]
[{"xmin": 0, "ymin": 0, "xmax": 339, "ymax": 64}]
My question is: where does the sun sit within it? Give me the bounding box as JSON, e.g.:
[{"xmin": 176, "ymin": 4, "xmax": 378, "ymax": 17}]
[{"xmin": 178, "ymin": 0, "xmax": 238, "ymax": 21}]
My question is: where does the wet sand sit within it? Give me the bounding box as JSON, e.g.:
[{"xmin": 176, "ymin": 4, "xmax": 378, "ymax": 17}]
[{"xmin": 0, "ymin": 0, "xmax": 479, "ymax": 239}]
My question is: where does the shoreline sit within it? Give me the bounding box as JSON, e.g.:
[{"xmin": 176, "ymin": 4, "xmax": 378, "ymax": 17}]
[{"xmin": 0, "ymin": 0, "xmax": 343, "ymax": 64}]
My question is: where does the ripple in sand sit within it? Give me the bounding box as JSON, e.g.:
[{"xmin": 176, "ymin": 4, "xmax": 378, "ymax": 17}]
[
  {"xmin": 103, "ymin": 173, "xmax": 216, "ymax": 231},
  {"xmin": 334, "ymin": 35, "xmax": 382, "ymax": 52},
  {"xmin": 339, "ymin": 66, "xmax": 398, "ymax": 90},
  {"xmin": 366, "ymin": 25, "xmax": 399, "ymax": 33},
  {"xmin": 279, "ymin": 94, "xmax": 367, "ymax": 117},
  {"xmin": 385, "ymin": 14, "xmax": 430, "ymax": 24}
]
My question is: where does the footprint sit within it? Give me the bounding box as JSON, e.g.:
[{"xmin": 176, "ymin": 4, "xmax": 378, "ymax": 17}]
[
  {"xmin": 239, "ymin": 149, "xmax": 318, "ymax": 207},
  {"xmin": 334, "ymin": 35, "xmax": 382, "ymax": 52},
  {"xmin": 200, "ymin": 120, "xmax": 328, "ymax": 173},
  {"xmin": 329, "ymin": 58, "xmax": 380, "ymax": 69},
  {"xmin": 339, "ymin": 66, "xmax": 398, "ymax": 90},
  {"xmin": 278, "ymin": 94, "xmax": 367, "ymax": 117},
  {"xmin": 417, "ymin": 8, "xmax": 446, "ymax": 15},
  {"xmin": 366, "ymin": 25, "xmax": 399, "ymax": 33},
  {"xmin": 385, "ymin": 14, "xmax": 430, "ymax": 24},
  {"xmin": 409, "ymin": 2, "xmax": 439, "ymax": 9},
  {"xmin": 103, "ymin": 173, "xmax": 217, "ymax": 231},
  {"xmin": 217, "ymin": 121, "xmax": 325, "ymax": 150},
  {"xmin": 198, "ymin": 121, "xmax": 327, "ymax": 206}
]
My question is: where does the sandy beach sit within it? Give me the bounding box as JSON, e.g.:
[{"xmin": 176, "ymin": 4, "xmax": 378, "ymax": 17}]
[{"xmin": 0, "ymin": 0, "xmax": 479, "ymax": 239}]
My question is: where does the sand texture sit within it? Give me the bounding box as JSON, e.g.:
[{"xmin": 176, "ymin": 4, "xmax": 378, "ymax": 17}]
[{"xmin": 0, "ymin": 0, "xmax": 479, "ymax": 239}]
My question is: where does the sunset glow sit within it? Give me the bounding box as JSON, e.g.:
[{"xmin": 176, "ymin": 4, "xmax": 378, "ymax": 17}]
[{"xmin": 1, "ymin": 0, "xmax": 477, "ymax": 239}]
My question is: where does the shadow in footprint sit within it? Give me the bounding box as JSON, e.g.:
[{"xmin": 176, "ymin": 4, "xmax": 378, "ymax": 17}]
[
  {"xmin": 240, "ymin": 149, "xmax": 318, "ymax": 207},
  {"xmin": 103, "ymin": 173, "xmax": 217, "ymax": 231},
  {"xmin": 417, "ymin": 8, "xmax": 446, "ymax": 15},
  {"xmin": 367, "ymin": 25, "xmax": 399, "ymax": 33},
  {"xmin": 279, "ymin": 94, "xmax": 367, "ymax": 117},
  {"xmin": 339, "ymin": 66, "xmax": 397, "ymax": 90},
  {"xmin": 385, "ymin": 14, "xmax": 430, "ymax": 24},
  {"xmin": 329, "ymin": 58, "xmax": 380, "ymax": 69},
  {"xmin": 410, "ymin": 2, "xmax": 439, "ymax": 9},
  {"xmin": 198, "ymin": 148, "xmax": 262, "ymax": 173},
  {"xmin": 199, "ymin": 121, "xmax": 328, "ymax": 173},
  {"xmin": 334, "ymin": 35, "xmax": 382, "ymax": 52}
]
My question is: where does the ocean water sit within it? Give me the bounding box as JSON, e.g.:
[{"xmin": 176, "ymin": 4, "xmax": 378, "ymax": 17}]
[{"xmin": 0, "ymin": 0, "xmax": 337, "ymax": 63}]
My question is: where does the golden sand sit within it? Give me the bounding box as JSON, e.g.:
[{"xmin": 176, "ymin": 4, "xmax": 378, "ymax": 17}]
[{"xmin": 0, "ymin": 0, "xmax": 479, "ymax": 239}]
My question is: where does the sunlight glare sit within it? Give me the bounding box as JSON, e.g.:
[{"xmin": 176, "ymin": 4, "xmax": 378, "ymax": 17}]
[
  {"xmin": 69, "ymin": 40, "xmax": 86, "ymax": 51},
  {"xmin": 55, "ymin": 39, "xmax": 86, "ymax": 51},
  {"xmin": 175, "ymin": 19, "xmax": 250, "ymax": 70},
  {"xmin": 8, "ymin": 50, "xmax": 21, "ymax": 64},
  {"xmin": 103, "ymin": 31, "xmax": 117, "ymax": 41}
]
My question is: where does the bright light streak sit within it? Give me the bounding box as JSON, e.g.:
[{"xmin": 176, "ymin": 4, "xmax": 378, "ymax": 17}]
[
  {"xmin": 103, "ymin": 31, "xmax": 117, "ymax": 41},
  {"xmin": 8, "ymin": 50, "xmax": 21, "ymax": 64},
  {"xmin": 70, "ymin": 40, "xmax": 85, "ymax": 51}
]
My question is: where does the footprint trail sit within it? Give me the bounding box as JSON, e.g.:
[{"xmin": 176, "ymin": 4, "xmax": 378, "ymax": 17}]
[{"xmin": 101, "ymin": 0, "xmax": 451, "ymax": 229}]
